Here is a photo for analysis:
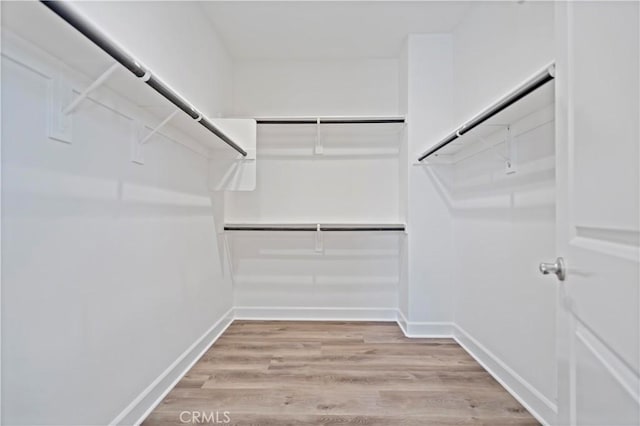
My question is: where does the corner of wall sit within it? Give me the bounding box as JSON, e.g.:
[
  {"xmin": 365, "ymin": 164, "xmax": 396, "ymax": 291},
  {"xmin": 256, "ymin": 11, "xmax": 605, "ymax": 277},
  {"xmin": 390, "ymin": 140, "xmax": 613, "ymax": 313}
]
[
  {"xmin": 396, "ymin": 310, "xmax": 454, "ymax": 338},
  {"xmin": 453, "ymin": 325, "xmax": 557, "ymax": 425},
  {"xmin": 111, "ymin": 309, "xmax": 235, "ymax": 426},
  {"xmin": 403, "ymin": 33, "xmax": 456, "ymax": 326}
]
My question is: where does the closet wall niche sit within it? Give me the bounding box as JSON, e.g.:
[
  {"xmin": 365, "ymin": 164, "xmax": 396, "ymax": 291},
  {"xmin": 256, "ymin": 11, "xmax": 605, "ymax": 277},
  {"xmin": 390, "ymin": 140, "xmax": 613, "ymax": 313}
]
[{"xmin": 224, "ymin": 116, "xmax": 407, "ymax": 318}]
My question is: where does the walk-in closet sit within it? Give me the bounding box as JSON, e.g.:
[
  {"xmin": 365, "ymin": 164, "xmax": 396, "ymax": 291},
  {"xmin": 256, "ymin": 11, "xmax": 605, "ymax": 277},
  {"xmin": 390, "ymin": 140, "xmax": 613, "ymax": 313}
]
[{"xmin": 1, "ymin": 1, "xmax": 638, "ymax": 425}]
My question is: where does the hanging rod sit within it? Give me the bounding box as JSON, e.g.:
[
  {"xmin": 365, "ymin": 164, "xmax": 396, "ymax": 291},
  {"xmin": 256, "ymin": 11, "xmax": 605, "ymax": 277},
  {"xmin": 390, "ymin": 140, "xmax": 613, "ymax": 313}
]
[
  {"xmin": 40, "ymin": 0, "xmax": 247, "ymax": 157},
  {"xmin": 224, "ymin": 223, "xmax": 406, "ymax": 232},
  {"xmin": 417, "ymin": 64, "xmax": 555, "ymax": 162},
  {"xmin": 256, "ymin": 117, "xmax": 405, "ymax": 125}
]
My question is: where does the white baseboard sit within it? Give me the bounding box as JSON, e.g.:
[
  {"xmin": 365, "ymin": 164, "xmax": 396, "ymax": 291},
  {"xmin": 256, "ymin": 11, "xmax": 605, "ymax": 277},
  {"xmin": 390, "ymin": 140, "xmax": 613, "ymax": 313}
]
[
  {"xmin": 109, "ymin": 308, "xmax": 234, "ymax": 426},
  {"xmin": 396, "ymin": 309, "xmax": 409, "ymax": 334},
  {"xmin": 395, "ymin": 310, "xmax": 454, "ymax": 337},
  {"xmin": 394, "ymin": 313, "xmax": 555, "ymax": 424},
  {"xmin": 453, "ymin": 325, "xmax": 557, "ymax": 426},
  {"xmin": 233, "ymin": 306, "xmax": 397, "ymax": 321}
]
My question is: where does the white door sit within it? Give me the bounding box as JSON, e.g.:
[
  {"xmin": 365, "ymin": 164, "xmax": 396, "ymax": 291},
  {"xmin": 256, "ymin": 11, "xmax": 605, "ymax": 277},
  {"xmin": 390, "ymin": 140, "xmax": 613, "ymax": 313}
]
[{"xmin": 554, "ymin": 1, "xmax": 640, "ymax": 425}]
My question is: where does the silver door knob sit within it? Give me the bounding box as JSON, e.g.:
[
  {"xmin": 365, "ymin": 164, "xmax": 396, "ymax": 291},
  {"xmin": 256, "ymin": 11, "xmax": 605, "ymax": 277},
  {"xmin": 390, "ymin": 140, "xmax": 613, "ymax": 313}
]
[{"xmin": 539, "ymin": 257, "xmax": 566, "ymax": 281}]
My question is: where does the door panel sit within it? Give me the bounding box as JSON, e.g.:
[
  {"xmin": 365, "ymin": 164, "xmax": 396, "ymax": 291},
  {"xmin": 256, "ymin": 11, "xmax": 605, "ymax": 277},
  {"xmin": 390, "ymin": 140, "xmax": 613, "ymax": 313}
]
[
  {"xmin": 556, "ymin": 1, "xmax": 640, "ymax": 425},
  {"xmin": 571, "ymin": 1, "xmax": 639, "ymax": 229},
  {"xmin": 575, "ymin": 331, "xmax": 639, "ymax": 426}
]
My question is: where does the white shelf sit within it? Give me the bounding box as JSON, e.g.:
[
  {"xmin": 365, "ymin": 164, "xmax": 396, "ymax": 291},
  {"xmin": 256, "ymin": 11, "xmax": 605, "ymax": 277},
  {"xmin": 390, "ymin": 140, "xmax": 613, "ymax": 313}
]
[
  {"xmin": 224, "ymin": 223, "xmax": 406, "ymax": 232},
  {"xmin": 255, "ymin": 116, "xmax": 405, "ymax": 124},
  {"xmin": 254, "ymin": 116, "xmax": 405, "ymax": 157},
  {"xmin": 418, "ymin": 64, "xmax": 555, "ymax": 163},
  {"xmin": 2, "ymin": 1, "xmax": 248, "ymax": 154}
]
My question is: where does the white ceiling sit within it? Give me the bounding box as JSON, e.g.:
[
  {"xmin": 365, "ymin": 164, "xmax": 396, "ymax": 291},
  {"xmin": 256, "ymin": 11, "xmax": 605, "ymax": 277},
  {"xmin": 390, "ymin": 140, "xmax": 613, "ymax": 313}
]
[{"xmin": 202, "ymin": 1, "xmax": 474, "ymax": 60}]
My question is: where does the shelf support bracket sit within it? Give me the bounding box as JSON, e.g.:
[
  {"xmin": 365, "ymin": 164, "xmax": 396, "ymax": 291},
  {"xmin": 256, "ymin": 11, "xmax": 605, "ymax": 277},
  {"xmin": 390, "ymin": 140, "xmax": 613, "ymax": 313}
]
[
  {"xmin": 472, "ymin": 124, "xmax": 516, "ymax": 174},
  {"xmin": 315, "ymin": 223, "xmax": 323, "ymax": 253},
  {"xmin": 47, "ymin": 74, "xmax": 73, "ymax": 143},
  {"xmin": 504, "ymin": 125, "xmax": 517, "ymax": 174},
  {"xmin": 62, "ymin": 63, "xmax": 119, "ymax": 115},
  {"xmin": 140, "ymin": 110, "xmax": 179, "ymax": 145},
  {"xmin": 131, "ymin": 110, "xmax": 179, "ymax": 165},
  {"xmin": 314, "ymin": 117, "xmax": 323, "ymax": 155}
]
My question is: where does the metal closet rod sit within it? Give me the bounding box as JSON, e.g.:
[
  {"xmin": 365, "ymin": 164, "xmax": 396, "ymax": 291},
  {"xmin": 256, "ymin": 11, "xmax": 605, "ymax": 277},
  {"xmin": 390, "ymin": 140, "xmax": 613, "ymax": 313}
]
[
  {"xmin": 224, "ymin": 224, "xmax": 406, "ymax": 232},
  {"xmin": 417, "ymin": 64, "xmax": 555, "ymax": 162},
  {"xmin": 256, "ymin": 118, "xmax": 405, "ymax": 125},
  {"xmin": 40, "ymin": 0, "xmax": 247, "ymax": 157}
]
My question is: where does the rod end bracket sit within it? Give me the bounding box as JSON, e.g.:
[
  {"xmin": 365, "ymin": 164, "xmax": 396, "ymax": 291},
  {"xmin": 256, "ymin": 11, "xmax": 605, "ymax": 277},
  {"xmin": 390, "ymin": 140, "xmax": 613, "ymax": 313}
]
[{"xmin": 47, "ymin": 76, "xmax": 73, "ymax": 144}]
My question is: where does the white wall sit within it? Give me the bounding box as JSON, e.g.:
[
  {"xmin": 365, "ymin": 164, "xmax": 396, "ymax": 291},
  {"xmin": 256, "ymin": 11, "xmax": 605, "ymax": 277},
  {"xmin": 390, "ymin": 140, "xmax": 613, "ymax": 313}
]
[
  {"xmin": 397, "ymin": 43, "xmax": 410, "ymax": 321},
  {"xmin": 452, "ymin": 1, "xmax": 554, "ymax": 124},
  {"xmin": 226, "ymin": 126, "xmax": 401, "ymax": 224},
  {"xmin": 233, "ymin": 59, "xmax": 398, "ymax": 117},
  {"xmin": 230, "ymin": 231, "xmax": 401, "ymax": 319},
  {"xmin": 1, "ymin": 2, "xmax": 234, "ymax": 424},
  {"xmin": 401, "ymin": 35, "xmax": 456, "ymax": 334},
  {"xmin": 228, "ymin": 59, "xmax": 402, "ymax": 319},
  {"xmin": 449, "ymin": 1, "xmax": 557, "ymax": 423},
  {"xmin": 229, "ymin": 58, "xmax": 401, "ymax": 224}
]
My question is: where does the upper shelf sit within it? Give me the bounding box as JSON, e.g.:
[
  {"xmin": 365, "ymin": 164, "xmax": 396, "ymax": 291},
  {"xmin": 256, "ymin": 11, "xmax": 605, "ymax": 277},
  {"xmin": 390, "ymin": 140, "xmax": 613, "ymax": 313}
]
[
  {"xmin": 254, "ymin": 116, "xmax": 406, "ymax": 157},
  {"xmin": 6, "ymin": 1, "xmax": 249, "ymax": 156},
  {"xmin": 256, "ymin": 116, "xmax": 405, "ymax": 125},
  {"xmin": 417, "ymin": 64, "xmax": 555, "ymax": 163}
]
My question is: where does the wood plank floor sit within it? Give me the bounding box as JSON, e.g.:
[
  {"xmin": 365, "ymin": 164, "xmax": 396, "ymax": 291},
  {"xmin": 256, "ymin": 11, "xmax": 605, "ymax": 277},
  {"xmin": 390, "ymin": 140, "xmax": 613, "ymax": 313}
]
[{"xmin": 143, "ymin": 321, "xmax": 539, "ymax": 425}]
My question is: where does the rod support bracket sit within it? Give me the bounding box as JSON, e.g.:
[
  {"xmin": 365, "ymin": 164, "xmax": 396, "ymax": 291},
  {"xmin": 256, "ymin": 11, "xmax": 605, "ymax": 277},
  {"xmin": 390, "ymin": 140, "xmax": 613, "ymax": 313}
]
[
  {"xmin": 314, "ymin": 118, "xmax": 323, "ymax": 155},
  {"xmin": 504, "ymin": 125, "xmax": 517, "ymax": 175},
  {"xmin": 315, "ymin": 223, "xmax": 323, "ymax": 252},
  {"xmin": 131, "ymin": 110, "xmax": 179, "ymax": 165},
  {"xmin": 48, "ymin": 64, "xmax": 119, "ymax": 145},
  {"xmin": 47, "ymin": 74, "xmax": 73, "ymax": 144},
  {"xmin": 62, "ymin": 63, "xmax": 119, "ymax": 116},
  {"xmin": 131, "ymin": 120, "xmax": 145, "ymax": 165},
  {"xmin": 139, "ymin": 110, "xmax": 179, "ymax": 145}
]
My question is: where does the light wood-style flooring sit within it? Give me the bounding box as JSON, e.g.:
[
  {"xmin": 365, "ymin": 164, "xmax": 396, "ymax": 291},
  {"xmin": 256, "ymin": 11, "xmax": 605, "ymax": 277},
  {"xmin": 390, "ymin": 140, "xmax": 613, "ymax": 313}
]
[{"xmin": 143, "ymin": 321, "xmax": 538, "ymax": 425}]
